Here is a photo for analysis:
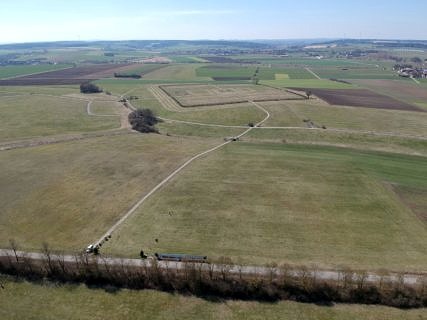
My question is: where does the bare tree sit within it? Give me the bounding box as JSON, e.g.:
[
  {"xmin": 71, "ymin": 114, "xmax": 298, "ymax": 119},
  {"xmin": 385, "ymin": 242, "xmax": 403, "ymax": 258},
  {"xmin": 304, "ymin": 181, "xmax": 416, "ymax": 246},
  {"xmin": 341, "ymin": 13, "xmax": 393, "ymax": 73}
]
[{"xmin": 9, "ymin": 239, "xmax": 19, "ymax": 262}]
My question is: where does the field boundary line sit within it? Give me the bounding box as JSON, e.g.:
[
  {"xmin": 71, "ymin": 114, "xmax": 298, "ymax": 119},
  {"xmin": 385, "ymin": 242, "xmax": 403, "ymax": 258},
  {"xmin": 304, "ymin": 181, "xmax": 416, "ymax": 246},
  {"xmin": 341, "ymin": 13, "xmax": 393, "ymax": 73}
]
[
  {"xmin": 411, "ymin": 77, "xmax": 420, "ymax": 85},
  {"xmin": 305, "ymin": 67, "xmax": 322, "ymax": 80}
]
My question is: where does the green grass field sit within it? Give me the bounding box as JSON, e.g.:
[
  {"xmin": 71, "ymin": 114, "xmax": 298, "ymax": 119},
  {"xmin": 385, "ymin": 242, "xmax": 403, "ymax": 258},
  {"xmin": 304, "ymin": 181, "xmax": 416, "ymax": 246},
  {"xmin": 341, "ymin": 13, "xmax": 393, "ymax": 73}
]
[
  {"xmin": 143, "ymin": 64, "xmax": 210, "ymax": 81},
  {"xmin": 247, "ymin": 128, "xmax": 427, "ymax": 156},
  {"xmin": 0, "ymin": 95, "xmax": 120, "ymax": 141},
  {"xmin": 262, "ymin": 79, "xmax": 356, "ymax": 89},
  {"xmin": 259, "ymin": 100, "xmax": 427, "ymax": 137},
  {"xmin": 0, "ymin": 64, "xmax": 71, "ymax": 79},
  {"xmin": 197, "ymin": 65, "xmax": 316, "ymax": 80},
  {"xmin": 0, "ymin": 85, "xmax": 80, "ymax": 96},
  {"xmin": 196, "ymin": 65, "xmax": 256, "ymax": 79},
  {"xmin": 1, "ymin": 277, "xmax": 425, "ymax": 320},
  {"xmin": 0, "ymin": 134, "xmax": 218, "ymax": 251},
  {"xmin": 114, "ymin": 64, "xmax": 167, "ymax": 76},
  {"xmin": 162, "ymin": 104, "xmax": 265, "ymax": 126},
  {"xmin": 1, "ymin": 52, "xmax": 427, "ymax": 318},
  {"xmin": 104, "ymin": 142, "xmax": 427, "ymax": 271},
  {"xmin": 90, "ymin": 100, "xmax": 123, "ymax": 115},
  {"xmin": 311, "ymin": 67, "xmax": 398, "ymax": 80}
]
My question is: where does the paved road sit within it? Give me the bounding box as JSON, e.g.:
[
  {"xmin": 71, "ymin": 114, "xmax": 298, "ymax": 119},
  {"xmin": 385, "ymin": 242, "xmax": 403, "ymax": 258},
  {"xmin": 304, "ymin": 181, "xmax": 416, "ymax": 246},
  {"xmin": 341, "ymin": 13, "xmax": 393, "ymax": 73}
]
[{"xmin": 1, "ymin": 249, "xmax": 425, "ymax": 286}]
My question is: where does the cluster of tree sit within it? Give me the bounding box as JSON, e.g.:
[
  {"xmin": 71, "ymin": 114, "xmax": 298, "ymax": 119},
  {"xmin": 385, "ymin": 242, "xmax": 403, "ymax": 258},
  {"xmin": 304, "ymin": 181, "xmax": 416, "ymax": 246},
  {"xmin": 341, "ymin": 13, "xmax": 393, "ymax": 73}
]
[
  {"xmin": 114, "ymin": 73, "xmax": 142, "ymax": 79},
  {"xmin": 80, "ymin": 82, "xmax": 102, "ymax": 94},
  {"xmin": 128, "ymin": 109, "xmax": 161, "ymax": 133},
  {"xmin": 394, "ymin": 64, "xmax": 414, "ymax": 70},
  {"xmin": 0, "ymin": 245, "xmax": 425, "ymax": 309},
  {"xmin": 410, "ymin": 57, "xmax": 423, "ymax": 64}
]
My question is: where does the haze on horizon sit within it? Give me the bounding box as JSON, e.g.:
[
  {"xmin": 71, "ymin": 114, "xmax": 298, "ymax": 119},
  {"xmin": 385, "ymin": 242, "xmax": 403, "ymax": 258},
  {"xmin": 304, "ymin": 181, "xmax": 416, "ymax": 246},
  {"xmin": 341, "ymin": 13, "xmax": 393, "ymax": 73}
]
[{"xmin": 1, "ymin": 0, "xmax": 426, "ymax": 44}]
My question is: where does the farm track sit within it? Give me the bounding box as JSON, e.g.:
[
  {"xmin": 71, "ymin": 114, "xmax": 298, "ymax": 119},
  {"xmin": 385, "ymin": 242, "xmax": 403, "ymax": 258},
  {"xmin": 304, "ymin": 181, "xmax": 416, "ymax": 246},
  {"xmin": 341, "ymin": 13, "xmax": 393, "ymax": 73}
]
[{"xmin": 0, "ymin": 249, "xmax": 425, "ymax": 286}]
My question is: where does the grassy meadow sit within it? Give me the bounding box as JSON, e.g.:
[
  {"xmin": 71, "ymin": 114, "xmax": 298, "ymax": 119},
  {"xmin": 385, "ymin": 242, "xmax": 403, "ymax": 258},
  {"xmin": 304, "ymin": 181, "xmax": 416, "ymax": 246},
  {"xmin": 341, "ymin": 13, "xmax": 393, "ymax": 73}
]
[
  {"xmin": 247, "ymin": 128, "xmax": 427, "ymax": 156},
  {"xmin": 143, "ymin": 64, "xmax": 210, "ymax": 81},
  {"xmin": 104, "ymin": 142, "xmax": 427, "ymax": 271},
  {"xmin": 1, "ymin": 50, "xmax": 427, "ymax": 318},
  {"xmin": 1, "ymin": 277, "xmax": 426, "ymax": 320},
  {"xmin": 0, "ymin": 134, "xmax": 218, "ymax": 251},
  {"xmin": 0, "ymin": 95, "xmax": 120, "ymax": 141},
  {"xmin": 0, "ymin": 64, "xmax": 71, "ymax": 79},
  {"xmin": 259, "ymin": 100, "xmax": 427, "ymax": 136},
  {"xmin": 261, "ymin": 78, "xmax": 356, "ymax": 89}
]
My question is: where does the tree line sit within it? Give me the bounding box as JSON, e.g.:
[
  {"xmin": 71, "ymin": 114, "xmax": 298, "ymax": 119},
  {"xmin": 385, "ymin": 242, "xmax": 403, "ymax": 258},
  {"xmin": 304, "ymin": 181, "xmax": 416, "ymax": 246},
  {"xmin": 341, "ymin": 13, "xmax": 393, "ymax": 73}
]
[{"xmin": 0, "ymin": 244, "xmax": 425, "ymax": 308}]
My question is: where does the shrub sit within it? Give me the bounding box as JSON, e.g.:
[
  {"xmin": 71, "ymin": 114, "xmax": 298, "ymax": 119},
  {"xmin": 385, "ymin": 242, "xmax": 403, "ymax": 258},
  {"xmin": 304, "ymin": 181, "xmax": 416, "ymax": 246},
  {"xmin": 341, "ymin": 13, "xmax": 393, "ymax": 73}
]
[
  {"xmin": 128, "ymin": 108, "xmax": 161, "ymax": 133},
  {"xmin": 80, "ymin": 82, "xmax": 102, "ymax": 94}
]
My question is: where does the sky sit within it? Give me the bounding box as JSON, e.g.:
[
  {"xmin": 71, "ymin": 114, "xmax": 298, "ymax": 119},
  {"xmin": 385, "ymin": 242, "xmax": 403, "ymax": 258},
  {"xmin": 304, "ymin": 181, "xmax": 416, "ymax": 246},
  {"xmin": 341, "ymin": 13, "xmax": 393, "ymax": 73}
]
[{"xmin": 1, "ymin": 0, "xmax": 426, "ymax": 43}]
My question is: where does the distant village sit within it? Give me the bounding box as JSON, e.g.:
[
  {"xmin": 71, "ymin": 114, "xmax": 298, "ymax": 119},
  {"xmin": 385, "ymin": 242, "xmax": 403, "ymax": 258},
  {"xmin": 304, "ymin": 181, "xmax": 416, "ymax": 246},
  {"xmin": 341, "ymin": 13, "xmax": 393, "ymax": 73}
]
[{"xmin": 394, "ymin": 64, "xmax": 427, "ymax": 79}]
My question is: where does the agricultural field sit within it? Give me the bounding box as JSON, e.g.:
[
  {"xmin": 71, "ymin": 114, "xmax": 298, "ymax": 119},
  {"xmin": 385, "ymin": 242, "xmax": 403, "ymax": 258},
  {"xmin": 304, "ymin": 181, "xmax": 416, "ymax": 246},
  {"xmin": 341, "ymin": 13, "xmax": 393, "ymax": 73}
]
[
  {"xmin": 196, "ymin": 65, "xmax": 316, "ymax": 81},
  {"xmin": 351, "ymin": 79, "xmax": 427, "ymax": 105},
  {"xmin": 160, "ymin": 84, "xmax": 303, "ymax": 107},
  {"xmin": 1, "ymin": 276, "xmax": 426, "ymax": 320},
  {"xmin": 0, "ymin": 64, "xmax": 71, "ymax": 79},
  {"xmin": 310, "ymin": 66, "xmax": 399, "ymax": 80},
  {"xmin": 262, "ymin": 78, "xmax": 356, "ymax": 89},
  {"xmin": 246, "ymin": 128, "xmax": 427, "ymax": 156},
  {"xmin": 0, "ymin": 63, "xmax": 138, "ymax": 85},
  {"xmin": 290, "ymin": 88, "xmax": 422, "ymax": 112},
  {"xmin": 258, "ymin": 100, "xmax": 427, "ymax": 137},
  {"xmin": 143, "ymin": 64, "xmax": 210, "ymax": 81},
  {"xmin": 1, "ymin": 42, "xmax": 427, "ymax": 318},
  {"xmin": 0, "ymin": 94, "xmax": 120, "ymax": 141},
  {"xmin": 113, "ymin": 64, "xmax": 168, "ymax": 77}
]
